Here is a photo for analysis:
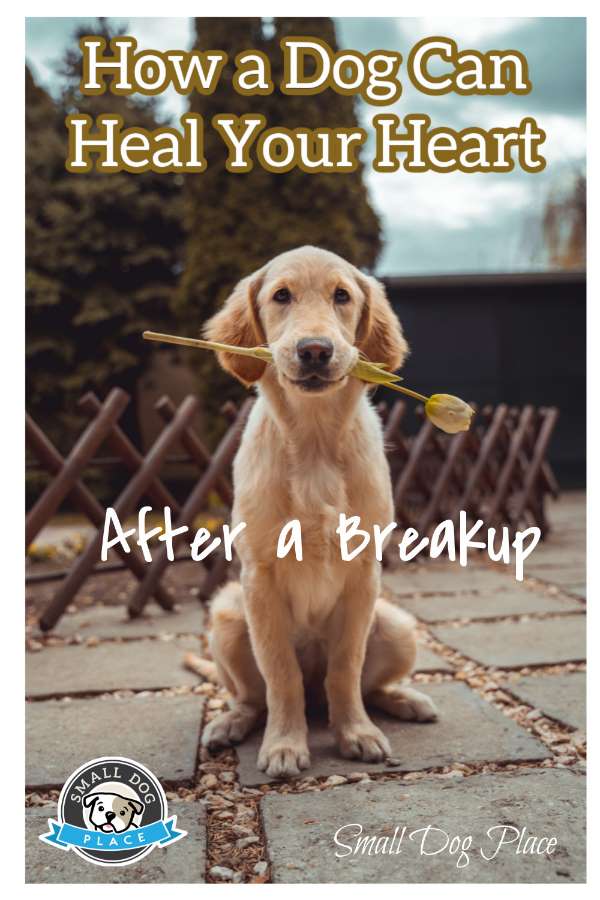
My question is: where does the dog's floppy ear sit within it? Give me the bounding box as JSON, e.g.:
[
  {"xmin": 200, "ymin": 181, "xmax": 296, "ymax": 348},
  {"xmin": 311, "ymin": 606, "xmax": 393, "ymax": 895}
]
[
  {"xmin": 128, "ymin": 799, "xmax": 143, "ymax": 816},
  {"xmin": 83, "ymin": 795, "xmax": 97, "ymax": 809},
  {"xmin": 355, "ymin": 274, "xmax": 409, "ymax": 372},
  {"xmin": 203, "ymin": 270, "xmax": 267, "ymax": 386}
]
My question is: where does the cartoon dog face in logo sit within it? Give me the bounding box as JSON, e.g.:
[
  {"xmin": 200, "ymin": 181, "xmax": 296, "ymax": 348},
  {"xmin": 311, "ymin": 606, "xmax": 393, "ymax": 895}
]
[{"xmin": 83, "ymin": 790, "xmax": 144, "ymax": 833}]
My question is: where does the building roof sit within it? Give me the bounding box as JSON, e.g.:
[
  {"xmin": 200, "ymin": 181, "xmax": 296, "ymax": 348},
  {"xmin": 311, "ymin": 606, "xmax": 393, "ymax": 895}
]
[{"xmin": 383, "ymin": 270, "xmax": 586, "ymax": 291}]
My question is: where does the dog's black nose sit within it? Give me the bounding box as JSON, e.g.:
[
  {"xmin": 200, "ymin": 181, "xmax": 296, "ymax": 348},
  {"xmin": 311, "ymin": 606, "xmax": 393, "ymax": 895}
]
[
  {"xmin": 296, "ymin": 337, "xmax": 334, "ymax": 369},
  {"xmin": 105, "ymin": 812, "xmax": 116, "ymax": 821}
]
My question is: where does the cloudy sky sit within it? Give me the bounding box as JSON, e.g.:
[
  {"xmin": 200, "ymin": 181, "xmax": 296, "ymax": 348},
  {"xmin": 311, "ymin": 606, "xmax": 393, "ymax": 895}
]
[{"xmin": 26, "ymin": 17, "xmax": 585, "ymax": 276}]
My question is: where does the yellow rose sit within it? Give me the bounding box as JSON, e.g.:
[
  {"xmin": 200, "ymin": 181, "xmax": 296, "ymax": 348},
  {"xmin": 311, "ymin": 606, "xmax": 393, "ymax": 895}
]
[{"xmin": 425, "ymin": 394, "xmax": 474, "ymax": 434}]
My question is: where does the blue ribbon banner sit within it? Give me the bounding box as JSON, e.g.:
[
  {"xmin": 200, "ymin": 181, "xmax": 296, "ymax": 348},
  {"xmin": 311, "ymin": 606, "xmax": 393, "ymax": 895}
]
[{"xmin": 40, "ymin": 817, "xmax": 186, "ymax": 852}]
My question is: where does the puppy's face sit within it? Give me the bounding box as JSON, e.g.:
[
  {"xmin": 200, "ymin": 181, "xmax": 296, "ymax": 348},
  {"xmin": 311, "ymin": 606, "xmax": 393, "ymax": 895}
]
[
  {"xmin": 257, "ymin": 251, "xmax": 363, "ymax": 395},
  {"xmin": 84, "ymin": 792, "xmax": 143, "ymax": 833},
  {"xmin": 204, "ymin": 246, "xmax": 408, "ymax": 396}
]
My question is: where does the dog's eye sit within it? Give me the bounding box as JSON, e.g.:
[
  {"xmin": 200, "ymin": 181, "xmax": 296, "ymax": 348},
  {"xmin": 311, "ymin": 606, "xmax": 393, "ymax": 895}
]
[
  {"xmin": 273, "ymin": 287, "xmax": 291, "ymax": 304},
  {"xmin": 334, "ymin": 287, "xmax": 350, "ymax": 304},
  {"xmin": 98, "ymin": 806, "xmax": 104, "ymax": 811}
]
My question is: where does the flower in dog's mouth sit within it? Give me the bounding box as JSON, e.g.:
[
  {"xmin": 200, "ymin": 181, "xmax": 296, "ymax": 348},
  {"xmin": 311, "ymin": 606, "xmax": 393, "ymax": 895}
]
[
  {"xmin": 142, "ymin": 331, "xmax": 475, "ymax": 434},
  {"xmin": 424, "ymin": 394, "xmax": 475, "ymax": 433}
]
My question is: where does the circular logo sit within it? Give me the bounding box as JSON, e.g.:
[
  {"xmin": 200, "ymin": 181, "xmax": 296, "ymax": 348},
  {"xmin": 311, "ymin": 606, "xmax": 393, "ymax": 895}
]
[{"xmin": 40, "ymin": 756, "xmax": 185, "ymax": 867}]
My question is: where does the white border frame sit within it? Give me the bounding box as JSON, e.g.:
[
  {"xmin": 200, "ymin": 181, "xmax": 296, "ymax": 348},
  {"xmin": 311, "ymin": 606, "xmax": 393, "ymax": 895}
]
[{"xmin": 10, "ymin": 3, "xmax": 595, "ymax": 896}]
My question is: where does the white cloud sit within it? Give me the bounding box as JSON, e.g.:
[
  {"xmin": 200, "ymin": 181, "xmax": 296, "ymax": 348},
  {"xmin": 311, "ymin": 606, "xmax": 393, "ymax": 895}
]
[
  {"xmin": 456, "ymin": 100, "xmax": 586, "ymax": 164},
  {"xmin": 26, "ymin": 16, "xmax": 195, "ymax": 121},
  {"xmin": 112, "ymin": 17, "xmax": 195, "ymax": 122},
  {"xmin": 521, "ymin": 113, "xmax": 585, "ymax": 165},
  {"xmin": 124, "ymin": 17, "xmax": 194, "ymax": 53},
  {"xmin": 367, "ymin": 169, "xmax": 534, "ymax": 230},
  {"xmin": 396, "ymin": 17, "xmax": 536, "ymax": 47}
]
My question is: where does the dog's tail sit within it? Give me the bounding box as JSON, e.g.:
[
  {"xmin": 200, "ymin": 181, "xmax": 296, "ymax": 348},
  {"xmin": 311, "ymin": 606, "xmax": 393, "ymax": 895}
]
[{"xmin": 183, "ymin": 652, "xmax": 219, "ymax": 683}]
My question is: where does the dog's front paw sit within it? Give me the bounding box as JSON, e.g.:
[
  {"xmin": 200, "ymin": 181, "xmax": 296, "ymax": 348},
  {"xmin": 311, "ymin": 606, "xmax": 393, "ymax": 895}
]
[
  {"xmin": 257, "ymin": 737, "xmax": 310, "ymax": 778},
  {"xmin": 202, "ymin": 708, "xmax": 258, "ymax": 751},
  {"xmin": 337, "ymin": 721, "xmax": 391, "ymax": 762}
]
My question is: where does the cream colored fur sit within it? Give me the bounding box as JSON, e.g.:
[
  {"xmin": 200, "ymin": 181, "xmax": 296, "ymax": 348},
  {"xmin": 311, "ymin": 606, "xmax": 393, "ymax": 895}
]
[{"xmin": 201, "ymin": 246, "xmax": 437, "ymax": 778}]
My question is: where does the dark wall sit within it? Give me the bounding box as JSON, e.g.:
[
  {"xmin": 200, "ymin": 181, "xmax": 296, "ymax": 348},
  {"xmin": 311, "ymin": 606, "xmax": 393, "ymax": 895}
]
[{"xmin": 383, "ymin": 271, "xmax": 586, "ymax": 487}]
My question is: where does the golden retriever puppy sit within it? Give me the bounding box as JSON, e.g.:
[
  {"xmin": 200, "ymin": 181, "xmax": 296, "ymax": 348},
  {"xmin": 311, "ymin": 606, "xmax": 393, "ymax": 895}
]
[{"xmin": 201, "ymin": 246, "xmax": 437, "ymax": 778}]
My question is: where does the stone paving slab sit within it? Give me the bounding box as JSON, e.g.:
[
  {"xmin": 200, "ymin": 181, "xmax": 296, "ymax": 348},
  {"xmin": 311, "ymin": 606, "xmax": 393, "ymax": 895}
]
[
  {"xmin": 414, "ymin": 644, "xmax": 454, "ymax": 673},
  {"xmin": 26, "ymin": 800, "xmax": 206, "ymax": 883},
  {"xmin": 384, "ymin": 565, "xmax": 515, "ymax": 597},
  {"xmin": 529, "ymin": 568, "xmax": 586, "ymax": 590},
  {"xmin": 431, "ymin": 615, "xmax": 586, "ymax": 669},
  {"xmin": 32, "ymin": 602, "xmax": 206, "ymax": 641},
  {"xmin": 26, "ymin": 638, "xmax": 201, "ymax": 698},
  {"xmin": 506, "ymin": 673, "xmax": 586, "ymax": 731},
  {"xmin": 522, "ymin": 547, "xmax": 585, "ymax": 568},
  {"xmin": 399, "ymin": 587, "xmax": 582, "ymax": 623},
  {"xmin": 26, "ymin": 694, "xmax": 204, "ymax": 788},
  {"xmin": 235, "ymin": 682, "xmax": 548, "ymax": 785},
  {"xmin": 261, "ymin": 768, "xmax": 585, "ymax": 883},
  {"xmin": 527, "ymin": 566, "xmax": 586, "ymax": 589}
]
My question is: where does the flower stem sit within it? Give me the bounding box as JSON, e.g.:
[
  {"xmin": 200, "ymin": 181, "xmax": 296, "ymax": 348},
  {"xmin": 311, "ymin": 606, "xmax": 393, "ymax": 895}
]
[
  {"xmin": 143, "ymin": 330, "xmax": 430, "ymax": 401},
  {"xmin": 385, "ymin": 382, "xmax": 429, "ymax": 403},
  {"xmin": 143, "ymin": 331, "xmax": 267, "ymax": 360}
]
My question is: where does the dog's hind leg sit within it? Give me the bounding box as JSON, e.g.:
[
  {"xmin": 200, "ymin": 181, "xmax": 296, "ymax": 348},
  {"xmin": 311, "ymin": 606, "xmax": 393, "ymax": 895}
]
[
  {"xmin": 201, "ymin": 581, "xmax": 266, "ymax": 750},
  {"xmin": 362, "ymin": 598, "xmax": 438, "ymax": 722}
]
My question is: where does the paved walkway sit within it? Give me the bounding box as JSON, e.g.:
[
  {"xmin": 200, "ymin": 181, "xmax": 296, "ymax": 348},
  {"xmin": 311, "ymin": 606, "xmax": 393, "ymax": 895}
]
[{"xmin": 25, "ymin": 493, "xmax": 586, "ymax": 883}]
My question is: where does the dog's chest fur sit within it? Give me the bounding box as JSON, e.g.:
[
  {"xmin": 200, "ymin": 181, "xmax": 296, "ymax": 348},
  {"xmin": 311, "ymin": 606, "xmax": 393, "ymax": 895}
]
[{"xmin": 232, "ymin": 394, "xmax": 393, "ymax": 631}]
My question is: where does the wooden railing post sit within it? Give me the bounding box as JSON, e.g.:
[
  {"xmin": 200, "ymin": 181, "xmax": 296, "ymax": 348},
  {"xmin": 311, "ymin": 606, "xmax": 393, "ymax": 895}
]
[
  {"xmin": 127, "ymin": 399, "xmax": 254, "ymax": 618},
  {"xmin": 38, "ymin": 395, "xmax": 200, "ymax": 631},
  {"xmin": 26, "ymin": 388, "xmax": 129, "ymax": 549},
  {"xmin": 79, "ymin": 392, "xmax": 180, "ymax": 513},
  {"xmin": 26, "ymin": 414, "xmax": 173, "ymax": 611}
]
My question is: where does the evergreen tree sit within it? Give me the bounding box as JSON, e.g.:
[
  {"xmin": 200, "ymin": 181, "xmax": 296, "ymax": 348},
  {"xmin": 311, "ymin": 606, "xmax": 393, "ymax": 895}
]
[
  {"xmin": 177, "ymin": 17, "xmax": 382, "ymax": 433},
  {"xmin": 26, "ymin": 19, "xmax": 184, "ymax": 451}
]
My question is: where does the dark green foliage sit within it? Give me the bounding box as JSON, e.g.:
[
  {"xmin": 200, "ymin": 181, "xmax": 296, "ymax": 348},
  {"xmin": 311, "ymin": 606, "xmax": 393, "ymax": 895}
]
[
  {"xmin": 26, "ymin": 17, "xmax": 383, "ymax": 457},
  {"xmin": 178, "ymin": 17, "xmax": 382, "ymax": 435},
  {"xmin": 26, "ymin": 20, "xmax": 183, "ymax": 452}
]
